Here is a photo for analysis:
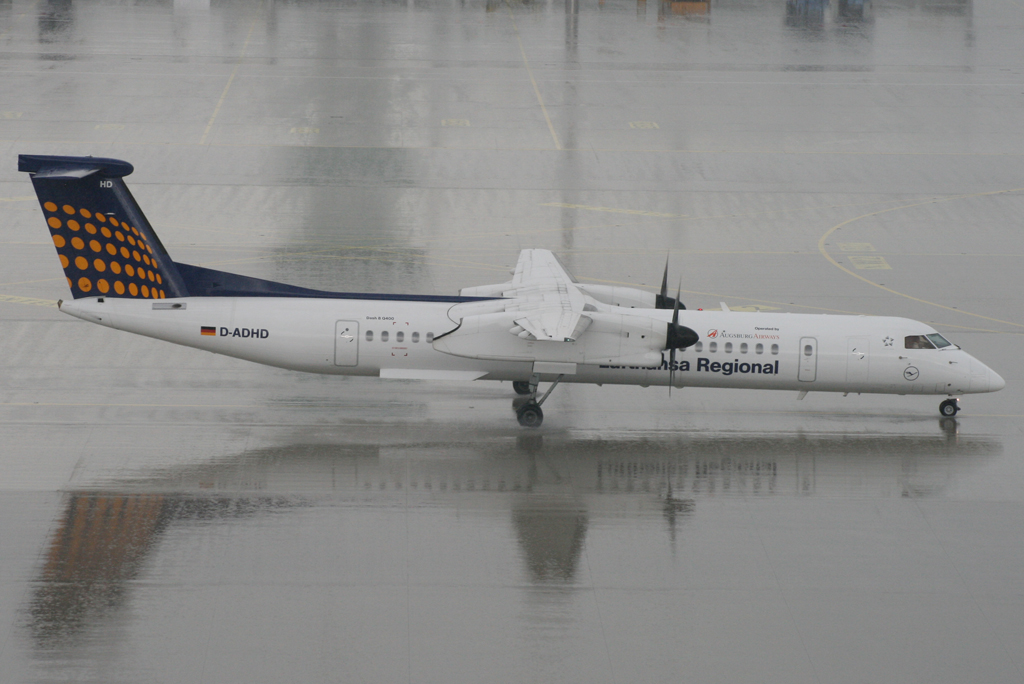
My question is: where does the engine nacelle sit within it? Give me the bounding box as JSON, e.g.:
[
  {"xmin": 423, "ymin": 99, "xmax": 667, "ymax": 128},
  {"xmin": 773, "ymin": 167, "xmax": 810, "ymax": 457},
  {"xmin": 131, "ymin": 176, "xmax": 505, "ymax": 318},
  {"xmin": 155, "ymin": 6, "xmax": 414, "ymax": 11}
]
[{"xmin": 575, "ymin": 283, "xmax": 658, "ymax": 309}]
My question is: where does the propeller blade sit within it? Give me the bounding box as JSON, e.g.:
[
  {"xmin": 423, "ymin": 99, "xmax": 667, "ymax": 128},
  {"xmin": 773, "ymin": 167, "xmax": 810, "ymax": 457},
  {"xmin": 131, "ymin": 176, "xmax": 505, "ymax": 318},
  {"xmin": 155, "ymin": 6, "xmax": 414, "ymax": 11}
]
[
  {"xmin": 656, "ymin": 259, "xmax": 686, "ymax": 310},
  {"xmin": 656, "ymin": 256, "xmax": 673, "ymax": 309},
  {"xmin": 669, "ymin": 347, "xmax": 675, "ymax": 396},
  {"xmin": 672, "ymin": 281, "xmax": 681, "ymax": 326}
]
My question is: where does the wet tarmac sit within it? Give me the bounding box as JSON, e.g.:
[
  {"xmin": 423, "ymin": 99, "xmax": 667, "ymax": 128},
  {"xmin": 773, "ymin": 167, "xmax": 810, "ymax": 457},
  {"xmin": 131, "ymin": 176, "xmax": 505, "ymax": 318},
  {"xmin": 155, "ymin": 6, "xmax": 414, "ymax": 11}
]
[{"xmin": 2, "ymin": 0, "xmax": 1024, "ymax": 682}]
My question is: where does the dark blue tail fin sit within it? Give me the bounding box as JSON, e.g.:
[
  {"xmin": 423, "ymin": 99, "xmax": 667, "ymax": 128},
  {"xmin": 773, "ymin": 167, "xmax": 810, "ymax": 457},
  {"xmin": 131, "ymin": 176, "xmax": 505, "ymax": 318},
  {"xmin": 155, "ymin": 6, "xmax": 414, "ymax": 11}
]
[{"xmin": 19, "ymin": 154, "xmax": 189, "ymax": 300}]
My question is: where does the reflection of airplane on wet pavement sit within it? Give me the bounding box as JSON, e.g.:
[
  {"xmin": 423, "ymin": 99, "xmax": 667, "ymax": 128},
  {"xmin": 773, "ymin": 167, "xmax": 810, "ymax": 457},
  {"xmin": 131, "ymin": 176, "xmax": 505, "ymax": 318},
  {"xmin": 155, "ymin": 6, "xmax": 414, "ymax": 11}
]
[
  {"xmin": 28, "ymin": 426, "xmax": 998, "ymax": 648},
  {"xmin": 21, "ymin": 155, "xmax": 1004, "ymax": 427}
]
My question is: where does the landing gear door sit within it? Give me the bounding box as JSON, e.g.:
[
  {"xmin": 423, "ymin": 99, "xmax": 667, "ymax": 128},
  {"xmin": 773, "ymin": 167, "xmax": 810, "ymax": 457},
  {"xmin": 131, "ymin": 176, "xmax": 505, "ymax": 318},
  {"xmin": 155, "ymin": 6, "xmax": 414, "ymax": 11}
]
[
  {"xmin": 335, "ymin": 320, "xmax": 359, "ymax": 367},
  {"xmin": 798, "ymin": 337, "xmax": 817, "ymax": 382}
]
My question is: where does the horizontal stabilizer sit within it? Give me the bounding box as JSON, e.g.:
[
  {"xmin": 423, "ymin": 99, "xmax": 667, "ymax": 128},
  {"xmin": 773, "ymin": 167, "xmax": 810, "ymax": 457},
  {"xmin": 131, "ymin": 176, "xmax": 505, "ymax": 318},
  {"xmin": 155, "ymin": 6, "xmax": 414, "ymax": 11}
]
[{"xmin": 19, "ymin": 154, "xmax": 134, "ymax": 178}]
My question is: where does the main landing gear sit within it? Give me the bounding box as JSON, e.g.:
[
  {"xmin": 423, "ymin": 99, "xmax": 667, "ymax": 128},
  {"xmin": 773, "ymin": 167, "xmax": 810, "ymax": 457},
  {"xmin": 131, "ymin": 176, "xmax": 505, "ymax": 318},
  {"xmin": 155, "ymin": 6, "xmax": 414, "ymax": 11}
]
[
  {"xmin": 513, "ymin": 373, "xmax": 565, "ymax": 428},
  {"xmin": 939, "ymin": 398, "xmax": 960, "ymax": 417}
]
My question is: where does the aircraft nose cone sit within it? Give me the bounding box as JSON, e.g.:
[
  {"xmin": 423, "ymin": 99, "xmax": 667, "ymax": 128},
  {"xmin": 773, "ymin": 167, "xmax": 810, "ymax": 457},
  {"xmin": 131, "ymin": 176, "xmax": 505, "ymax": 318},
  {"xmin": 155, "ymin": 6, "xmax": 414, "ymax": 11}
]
[{"xmin": 989, "ymin": 368, "xmax": 1006, "ymax": 392}]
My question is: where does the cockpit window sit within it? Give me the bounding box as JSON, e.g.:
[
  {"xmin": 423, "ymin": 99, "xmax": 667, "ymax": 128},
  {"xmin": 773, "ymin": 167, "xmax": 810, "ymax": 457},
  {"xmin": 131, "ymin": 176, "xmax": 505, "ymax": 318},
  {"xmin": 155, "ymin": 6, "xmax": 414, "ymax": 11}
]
[
  {"xmin": 926, "ymin": 333, "xmax": 952, "ymax": 349},
  {"xmin": 905, "ymin": 335, "xmax": 935, "ymax": 350}
]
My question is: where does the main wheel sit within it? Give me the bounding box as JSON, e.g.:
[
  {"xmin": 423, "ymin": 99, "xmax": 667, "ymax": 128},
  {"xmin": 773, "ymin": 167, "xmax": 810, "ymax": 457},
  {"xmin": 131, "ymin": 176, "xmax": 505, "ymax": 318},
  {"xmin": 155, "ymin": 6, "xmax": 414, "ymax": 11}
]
[
  {"xmin": 512, "ymin": 380, "xmax": 533, "ymax": 396},
  {"xmin": 516, "ymin": 402, "xmax": 544, "ymax": 428},
  {"xmin": 939, "ymin": 399, "xmax": 959, "ymax": 417}
]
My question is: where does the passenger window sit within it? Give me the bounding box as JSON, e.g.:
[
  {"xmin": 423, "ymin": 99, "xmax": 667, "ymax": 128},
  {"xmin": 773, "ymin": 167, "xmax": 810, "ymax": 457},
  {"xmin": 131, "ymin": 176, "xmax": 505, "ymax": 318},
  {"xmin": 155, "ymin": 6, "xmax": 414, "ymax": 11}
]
[
  {"xmin": 366, "ymin": 330, "xmax": 373, "ymax": 341},
  {"xmin": 740, "ymin": 343, "xmax": 748, "ymax": 354},
  {"xmin": 771, "ymin": 344, "xmax": 779, "ymax": 355},
  {"xmin": 709, "ymin": 341, "xmax": 717, "ymax": 353},
  {"xmin": 694, "ymin": 341, "xmax": 703, "ymax": 352},
  {"xmin": 926, "ymin": 333, "xmax": 952, "ymax": 349},
  {"xmin": 426, "ymin": 332, "xmax": 433, "ymax": 343},
  {"xmin": 381, "ymin": 331, "xmax": 389, "ymax": 342},
  {"xmin": 724, "ymin": 342, "xmax": 733, "ymax": 354},
  {"xmin": 755, "ymin": 343, "xmax": 763, "ymax": 355},
  {"xmin": 905, "ymin": 335, "xmax": 935, "ymax": 350},
  {"xmin": 412, "ymin": 332, "xmax": 420, "ymax": 343},
  {"xmin": 804, "ymin": 344, "xmax": 813, "ymax": 356},
  {"xmin": 396, "ymin": 331, "xmax": 404, "ymax": 343}
]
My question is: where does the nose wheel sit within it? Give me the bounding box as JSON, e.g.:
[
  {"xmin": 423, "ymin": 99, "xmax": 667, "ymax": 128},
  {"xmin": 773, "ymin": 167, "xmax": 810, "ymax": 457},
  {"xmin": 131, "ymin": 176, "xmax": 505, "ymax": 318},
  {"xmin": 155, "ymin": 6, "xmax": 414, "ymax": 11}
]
[
  {"xmin": 516, "ymin": 402, "xmax": 543, "ymax": 427},
  {"xmin": 512, "ymin": 373, "xmax": 564, "ymax": 428},
  {"xmin": 939, "ymin": 398, "xmax": 959, "ymax": 417}
]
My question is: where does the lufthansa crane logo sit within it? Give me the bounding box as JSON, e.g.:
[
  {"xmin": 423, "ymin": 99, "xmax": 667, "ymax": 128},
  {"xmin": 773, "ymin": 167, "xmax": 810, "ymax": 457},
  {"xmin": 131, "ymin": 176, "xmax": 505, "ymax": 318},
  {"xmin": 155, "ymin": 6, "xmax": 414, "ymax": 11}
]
[
  {"xmin": 903, "ymin": 366, "xmax": 920, "ymax": 381},
  {"xmin": 706, "ymin": 329, "xmax": 718, "ymax": 338}
]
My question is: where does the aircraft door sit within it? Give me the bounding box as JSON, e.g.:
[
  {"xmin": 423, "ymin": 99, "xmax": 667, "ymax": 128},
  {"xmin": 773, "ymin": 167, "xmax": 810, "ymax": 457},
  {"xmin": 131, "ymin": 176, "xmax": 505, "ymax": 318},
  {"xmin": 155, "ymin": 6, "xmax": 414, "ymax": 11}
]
[
  {"xmin": 798, "ymin": 337, "xmax": 817, "ymax": 382},
  {"xmin": 334, "ymin": 320, "xmax": 359, "ymax": 366},
  {"xmin": 846, "ymin": 336, "xmax": 870, "ymax": 384}
]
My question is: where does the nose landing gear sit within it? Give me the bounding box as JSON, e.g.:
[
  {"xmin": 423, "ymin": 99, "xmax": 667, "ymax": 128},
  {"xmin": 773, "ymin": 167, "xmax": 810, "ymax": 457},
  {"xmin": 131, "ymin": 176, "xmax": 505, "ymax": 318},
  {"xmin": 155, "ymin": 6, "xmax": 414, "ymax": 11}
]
[
  {"xmin": 513, "ymin": 373, "xmax": 564, "ymax": 427},
  {"xmin": 939, "ymin": 398, "xmax": 960, "ymax": 417},
  {"xmin": 516, "ymin": 402, "xmax": 544, "ymax": 427}
]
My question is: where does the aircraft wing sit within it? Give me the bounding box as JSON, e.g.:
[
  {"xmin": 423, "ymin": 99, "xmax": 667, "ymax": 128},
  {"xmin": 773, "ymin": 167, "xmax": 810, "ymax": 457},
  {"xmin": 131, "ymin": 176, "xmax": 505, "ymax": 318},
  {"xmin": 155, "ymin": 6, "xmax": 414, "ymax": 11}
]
[{"xmin": 504, "ymin": 249, "xmax": 589, "ymax": 342}]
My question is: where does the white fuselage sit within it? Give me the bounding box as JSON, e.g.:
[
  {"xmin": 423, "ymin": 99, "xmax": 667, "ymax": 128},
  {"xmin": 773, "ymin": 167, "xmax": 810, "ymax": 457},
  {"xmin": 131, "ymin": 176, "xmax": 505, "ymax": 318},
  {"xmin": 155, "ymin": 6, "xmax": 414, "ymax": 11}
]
[{"xmin": 60, "ymin": 296, "xmax": 1005, "ymax": 397}]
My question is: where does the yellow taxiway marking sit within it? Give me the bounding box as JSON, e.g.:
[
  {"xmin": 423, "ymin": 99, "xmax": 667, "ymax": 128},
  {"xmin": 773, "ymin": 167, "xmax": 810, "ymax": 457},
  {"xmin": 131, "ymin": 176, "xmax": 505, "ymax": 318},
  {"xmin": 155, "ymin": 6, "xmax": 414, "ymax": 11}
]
[
  {"xmin": 541, "ymin": 202, "xmax": 686, "ymax": 218},
  {"xmin": 505, "ymin": 1, "xmax": 561, "ymax": 151},
  {"xmin": 838, "ymin": 242, "xmax": 875, "ymax": 252},
  {"xmin": 848, "ymin": 255, "xmax": 891, "ymax": 270},
  {"xmin": 0, "ymin": 294, "xmax": 57, "ymax": 308},
  {"xmin": 0, "ymin": 196, "xmax": 36, "ymax": 203},
  {"xmin": 629, "ymin": 121, "xmax": 659, "ymax": 129},
  {"xmin": 199, "ymin": 3, "xmax": 262, "ymax": 145},
  {"xmin": 818, "ymin": 188, "xmax": 1024, "ymax": 329},
  {"xmin": 727, "ymin": 305, "xmax": 781, "ymax": 312}
]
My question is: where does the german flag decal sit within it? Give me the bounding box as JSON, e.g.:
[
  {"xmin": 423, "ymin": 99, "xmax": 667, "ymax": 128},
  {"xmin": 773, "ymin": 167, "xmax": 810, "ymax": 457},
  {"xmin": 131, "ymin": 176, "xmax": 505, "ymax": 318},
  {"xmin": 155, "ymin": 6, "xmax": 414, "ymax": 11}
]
[{"xmin": 200, "ymin": 326, "xmax": 217, "ymax": 336}]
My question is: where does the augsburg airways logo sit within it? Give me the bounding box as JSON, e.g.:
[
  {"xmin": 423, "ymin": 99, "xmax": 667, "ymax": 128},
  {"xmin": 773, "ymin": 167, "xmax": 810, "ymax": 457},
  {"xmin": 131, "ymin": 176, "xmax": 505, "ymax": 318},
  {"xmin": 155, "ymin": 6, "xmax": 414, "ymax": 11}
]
[{"xmin": 706, "ymin": 328, "xmax": 780, "ymax": 341}]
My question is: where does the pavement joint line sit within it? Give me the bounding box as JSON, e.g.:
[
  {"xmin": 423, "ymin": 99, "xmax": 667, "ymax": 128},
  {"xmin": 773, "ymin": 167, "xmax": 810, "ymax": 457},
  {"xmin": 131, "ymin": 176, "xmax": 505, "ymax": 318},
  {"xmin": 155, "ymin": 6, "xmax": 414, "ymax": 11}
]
[
  {"xmin": 0, "ymin": 294, "xmax": 58, "ymax": 307},
  {"xmin": 541, "ymin": 202, "xmax": 686, "ymax": 218},
  {"xmin": 818, "ymin": 188, "xmax": 1024, "ymax": 329},
  {"xmin": 9, "ymin": 136, "xmax": 1024, "ymax": 157},
  {"xmin": 504, "ymin": 1, "xmax": 562, "ymax": 151},
  {"xmin": 199, "ymin": 2, "xmax": 262, "ymax": 145}
]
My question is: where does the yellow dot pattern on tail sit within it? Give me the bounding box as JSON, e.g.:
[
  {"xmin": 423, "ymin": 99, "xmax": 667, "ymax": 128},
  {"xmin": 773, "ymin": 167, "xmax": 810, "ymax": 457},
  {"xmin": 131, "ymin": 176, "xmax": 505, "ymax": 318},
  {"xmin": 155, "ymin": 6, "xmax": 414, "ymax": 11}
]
[{"xmin": 43, "ymin": 202, "xmax": 166, "ymax": 299}]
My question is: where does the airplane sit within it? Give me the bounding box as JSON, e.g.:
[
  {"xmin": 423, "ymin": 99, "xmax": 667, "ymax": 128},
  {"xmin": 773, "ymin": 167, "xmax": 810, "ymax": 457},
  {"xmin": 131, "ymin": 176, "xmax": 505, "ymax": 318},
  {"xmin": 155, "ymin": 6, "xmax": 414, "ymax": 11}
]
[{"xmin": 19, "ymin": 154, "xmax": 1005, "ymax": 427}]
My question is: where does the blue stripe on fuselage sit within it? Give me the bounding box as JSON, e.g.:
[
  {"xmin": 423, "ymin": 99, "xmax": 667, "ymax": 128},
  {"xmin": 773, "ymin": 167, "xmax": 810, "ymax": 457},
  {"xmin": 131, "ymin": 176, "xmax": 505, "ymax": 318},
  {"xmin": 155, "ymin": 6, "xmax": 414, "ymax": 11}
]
[{"xmin": 174, "ymin": 262, "xmax": 502, "ymax": 303}]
